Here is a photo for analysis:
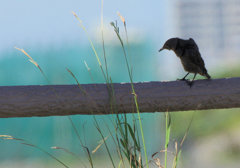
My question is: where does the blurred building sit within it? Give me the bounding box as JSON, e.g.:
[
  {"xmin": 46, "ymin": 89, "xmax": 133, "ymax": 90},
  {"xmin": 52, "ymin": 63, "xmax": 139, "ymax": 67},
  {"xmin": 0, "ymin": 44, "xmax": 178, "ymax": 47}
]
[{"xmin": 174, "ymin": 0, "xmax": 240, "ymax": 68}]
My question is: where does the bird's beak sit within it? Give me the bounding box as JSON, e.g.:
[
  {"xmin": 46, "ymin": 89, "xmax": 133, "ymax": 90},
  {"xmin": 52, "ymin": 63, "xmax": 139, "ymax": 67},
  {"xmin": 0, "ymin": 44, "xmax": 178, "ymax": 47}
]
[{"xmin": 158, "ymin": 48, "xmax": 164, "ymax": 52}]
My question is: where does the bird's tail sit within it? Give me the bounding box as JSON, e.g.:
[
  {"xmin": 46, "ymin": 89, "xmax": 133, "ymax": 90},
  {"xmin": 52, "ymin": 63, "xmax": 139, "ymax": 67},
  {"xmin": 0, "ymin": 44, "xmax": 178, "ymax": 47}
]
[
  {"xmin": 205, "ymin": 73, "xmax": 211, "ymax": 79},
  {"xmin": 202, "ymin": 68, "xmax": 211, "ymax": 79}
]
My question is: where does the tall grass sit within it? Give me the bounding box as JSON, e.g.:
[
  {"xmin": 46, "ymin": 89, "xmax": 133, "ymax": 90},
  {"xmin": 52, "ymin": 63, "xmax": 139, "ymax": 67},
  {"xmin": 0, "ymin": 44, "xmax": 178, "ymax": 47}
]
[
  {"xmin": 72, "ymin": 7, "xmax": 149, "ymax": 167},
  {"xmin": 110, "ymin": 20, "xmax": 148, "ymax": 168}
]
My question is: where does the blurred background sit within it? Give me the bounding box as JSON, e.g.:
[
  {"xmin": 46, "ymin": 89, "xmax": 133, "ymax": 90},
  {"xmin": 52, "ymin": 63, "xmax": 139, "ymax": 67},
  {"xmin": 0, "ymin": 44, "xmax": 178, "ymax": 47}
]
[{"xmin": 0, "ymin": 0, "xmax": 240, "ymax": 167}]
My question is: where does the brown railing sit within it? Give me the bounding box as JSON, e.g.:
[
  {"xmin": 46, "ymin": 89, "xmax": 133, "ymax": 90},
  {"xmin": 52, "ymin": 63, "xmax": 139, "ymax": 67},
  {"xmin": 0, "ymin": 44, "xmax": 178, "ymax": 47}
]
[{"xmin": 0, "ymin": 77, "xmax": 239, "ymax": 118}]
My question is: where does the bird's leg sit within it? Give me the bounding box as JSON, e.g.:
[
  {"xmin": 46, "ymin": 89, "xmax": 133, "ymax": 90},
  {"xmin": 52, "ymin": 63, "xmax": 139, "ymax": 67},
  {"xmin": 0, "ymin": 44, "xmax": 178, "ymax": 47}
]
[
  {"xmin": 187, "ymin": 73, "xmax": 197, "ymax": 87},
  {"xmin": 178, "ymin": 73, "xmax": 190, "ymax": 81}
]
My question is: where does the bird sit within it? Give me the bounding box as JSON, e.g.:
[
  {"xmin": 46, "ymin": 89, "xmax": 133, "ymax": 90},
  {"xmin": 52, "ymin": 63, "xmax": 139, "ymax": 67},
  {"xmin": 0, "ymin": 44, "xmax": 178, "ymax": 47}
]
[{"xmin": 159, "ymin": 37, "xmax": 211, "ymax": 87}]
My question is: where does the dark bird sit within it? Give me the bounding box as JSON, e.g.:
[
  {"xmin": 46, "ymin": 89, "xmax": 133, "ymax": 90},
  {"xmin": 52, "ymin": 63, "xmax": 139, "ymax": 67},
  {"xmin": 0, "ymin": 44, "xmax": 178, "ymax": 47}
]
[{"xmin": 159, "ymin": 37, "xmax": 211, "ymax": 87}]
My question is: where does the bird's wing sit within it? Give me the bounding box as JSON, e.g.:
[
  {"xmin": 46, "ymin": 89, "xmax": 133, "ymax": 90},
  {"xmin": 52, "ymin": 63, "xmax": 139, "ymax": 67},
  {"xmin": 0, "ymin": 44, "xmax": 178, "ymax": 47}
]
[
  {"xmin": 187, "ymin": 38, "xmax": 199, "ymax": 50},
  {"xmin": 184, "ymin": 38, "xmax": 205, "ymax": 67},
  {"xmin": 177, "ymin": 38, "xmax": 198, "ymax": 54},
  {"xmin": 187, "ymin": 49, "xmax": 205, "ymax": 68}
]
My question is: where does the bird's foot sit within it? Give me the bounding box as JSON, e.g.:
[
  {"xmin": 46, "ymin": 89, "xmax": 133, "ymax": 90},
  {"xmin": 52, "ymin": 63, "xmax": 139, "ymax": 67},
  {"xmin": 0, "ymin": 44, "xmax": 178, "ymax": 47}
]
[{"xmin": 186, "ymin": 80, "xmax": 194, "ymax": 88}]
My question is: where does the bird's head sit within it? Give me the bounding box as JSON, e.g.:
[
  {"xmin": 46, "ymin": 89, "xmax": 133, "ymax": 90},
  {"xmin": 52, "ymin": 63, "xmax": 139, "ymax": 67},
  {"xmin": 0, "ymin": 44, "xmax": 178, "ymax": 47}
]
[{"xmin": 159, "ymin": 38, "xmax": 179, "ymax": 52}]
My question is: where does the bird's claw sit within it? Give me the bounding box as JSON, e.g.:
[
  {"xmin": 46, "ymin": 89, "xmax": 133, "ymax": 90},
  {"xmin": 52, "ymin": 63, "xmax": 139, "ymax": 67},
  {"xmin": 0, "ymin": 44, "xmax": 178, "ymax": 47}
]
[
  {"xmin": 177, "ymin": 78, "xmax": 189, "ymax": 81},
  {"xmin": 186, "ymin": 80, "xmax": 194, "ymax": 88}
]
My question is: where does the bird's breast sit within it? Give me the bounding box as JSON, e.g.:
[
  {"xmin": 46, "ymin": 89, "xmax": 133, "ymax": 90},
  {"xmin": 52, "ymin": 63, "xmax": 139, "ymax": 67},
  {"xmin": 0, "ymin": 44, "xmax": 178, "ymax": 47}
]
[
  {"xmin": 174, "ymin": 49, "xmax": 183, "ymax": 58},
  {"xmin": 180, "ymin": 57, "xmax": 200, "ymax": 73}
]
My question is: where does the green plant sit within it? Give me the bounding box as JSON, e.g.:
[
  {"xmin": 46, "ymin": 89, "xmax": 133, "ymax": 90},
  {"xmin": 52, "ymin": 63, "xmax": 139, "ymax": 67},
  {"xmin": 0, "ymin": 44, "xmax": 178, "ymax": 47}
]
[{"xmin": 72, "ymin": 9, "xmax": 148, "ymax": 167}]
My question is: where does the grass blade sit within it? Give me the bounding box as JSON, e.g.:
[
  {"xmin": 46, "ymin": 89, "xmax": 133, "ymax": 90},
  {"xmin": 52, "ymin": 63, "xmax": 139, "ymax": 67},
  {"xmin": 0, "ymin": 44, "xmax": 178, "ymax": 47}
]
[
  {"xmin": 1, "ymin": 135, "xmax": 69, "ymax": 168},
  {"xmin": 95, "ymin": 119, "xmax": 116, "ymax": 168},
  {"xmin": 165, "ymin": 112, "xmax": 171, "ymax": 168},
  {"xmin": 72, "ymin": 11, "xmax": 107, "ymax": 82}
]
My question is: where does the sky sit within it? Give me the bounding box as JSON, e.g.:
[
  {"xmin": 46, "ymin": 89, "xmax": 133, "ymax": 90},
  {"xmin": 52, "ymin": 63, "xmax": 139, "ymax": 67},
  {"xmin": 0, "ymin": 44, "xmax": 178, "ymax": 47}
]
[{"xmin": 0, "ymin": 0, "xmax": 171, "ymax": 52}]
